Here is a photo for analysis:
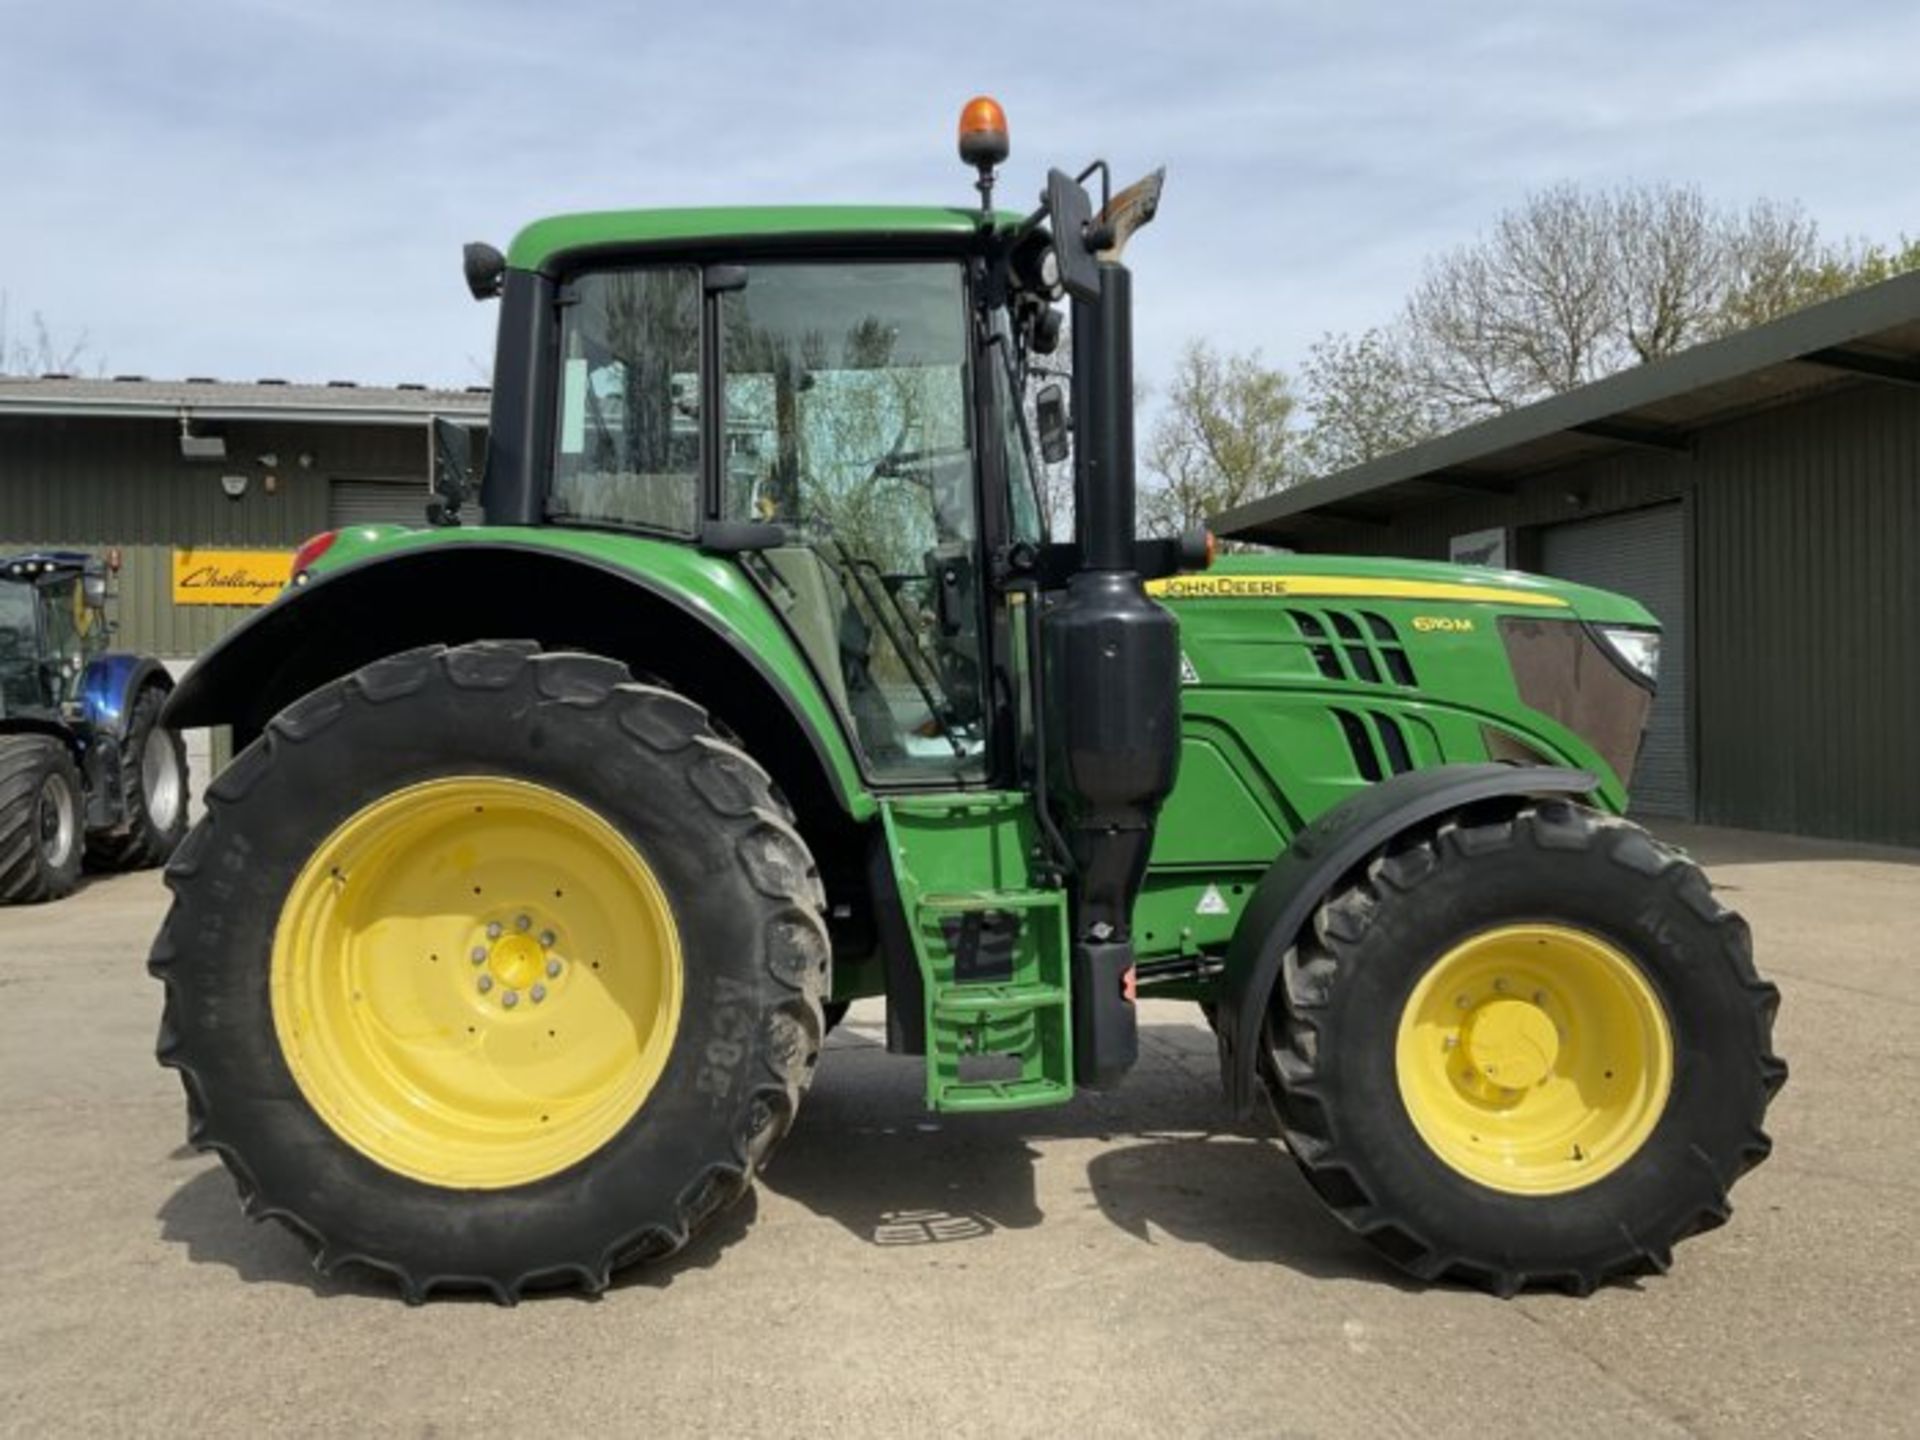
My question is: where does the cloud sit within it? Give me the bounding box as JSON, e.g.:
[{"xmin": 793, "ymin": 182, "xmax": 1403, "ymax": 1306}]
[{"xmin": 5, "ymin": 0, "xmax": 1917, "ymax": 391}]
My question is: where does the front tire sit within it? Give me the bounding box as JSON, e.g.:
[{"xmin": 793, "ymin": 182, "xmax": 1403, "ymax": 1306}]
[
  {"xmin": 0, "ymin": 735, "xmax": 84, "ymax": 905},
  {"xmin": 151, "ymin": 642, "xmax": 828, "ymax": 1301},
  {"xmin": 1267, "ymin": 800, "xmax": 1785, "ymax": 1296},
  {"xmin": 86, "ymin": 683, "xmax": 190, "ymax": 871}
]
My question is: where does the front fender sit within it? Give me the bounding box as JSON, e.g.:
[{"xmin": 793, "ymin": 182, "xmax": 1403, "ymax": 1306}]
[
  {"xmin": 80, "ymin": 654, "xmax": 173, "ymax": 739},
  {"xmin": 1215, "ymin": 762, "xmax": 1597, "ymax": 1116},
  {"xmin": 163, "ymin": 534, "xmax": 874, "ymax": 822}
]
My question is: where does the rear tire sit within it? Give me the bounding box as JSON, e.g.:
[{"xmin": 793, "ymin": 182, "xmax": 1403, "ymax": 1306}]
[
  {"xmin": 150, "ymin": 642, "xmax": 828, "ymax": 1301},
  {"xmin": 86, "ymin": 684, "xmax": 189, "ymax": 871},
  {"xmin": 0, "ymin": 735, "xmax": 84, "ymax": 905},
  {"xmin": 1266, "ymin": 800, "xmax": 1785, "ymax": 1296}
]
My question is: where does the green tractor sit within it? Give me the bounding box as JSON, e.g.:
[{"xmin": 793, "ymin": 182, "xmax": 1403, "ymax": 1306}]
[{"xmin": 151, "ymin": 100, "xmax": 1782, "ymax": 1301}]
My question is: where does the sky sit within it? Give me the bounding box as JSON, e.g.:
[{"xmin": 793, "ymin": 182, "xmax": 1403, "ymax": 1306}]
[{"xmin": 6, "ymin": 0, "xmax": 1920, "ymax": 400}]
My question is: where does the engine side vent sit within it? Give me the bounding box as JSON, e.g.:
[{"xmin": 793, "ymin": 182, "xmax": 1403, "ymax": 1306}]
[
  {"xmin": 1372, "ymin": 712, "xmax": 1414, "ymax": 774},
  {"xmin": 1289, "ymin": 607, "xmax": 1417, "ymax": 688},
  {"xmin": 1327, "ymin": 611, "xmax": 1381, "ymax": 682},
  {"xmin": 1291, "ymin": 611, "xmax": 1346, "ymax": 681},
  {"xmin": 1332, "ymin": 708, "xmax": 1383, "ymax": 781},
  {"xmin": 1362, "ymin": 611, "xmax": 1418, "ymax": 686}
]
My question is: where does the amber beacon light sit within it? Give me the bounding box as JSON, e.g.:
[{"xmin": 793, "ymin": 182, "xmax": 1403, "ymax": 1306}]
[{"xmin": 958, "ymin": 95, "xmax": 1009, "ymax": 210}]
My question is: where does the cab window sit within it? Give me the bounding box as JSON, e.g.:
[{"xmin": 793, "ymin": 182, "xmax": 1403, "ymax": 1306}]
[{"xmin": 550, "ymin": 267, "xmax": 702, "ymax": 534}]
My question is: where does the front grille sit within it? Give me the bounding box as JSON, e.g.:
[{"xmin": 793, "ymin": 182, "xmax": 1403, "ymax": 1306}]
[{"xmin": 1498, "ymin": 617, "xmax": 1653, "ymax": 785}]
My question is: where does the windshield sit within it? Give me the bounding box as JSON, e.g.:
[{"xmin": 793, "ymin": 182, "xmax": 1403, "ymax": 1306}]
[
  {"xmin": 720, "ymin": 261, "xmax": 985, "ymax": 781},
  {"xmin": 0, "ymin": 581, "xmax": 41, "ymax": 713}
]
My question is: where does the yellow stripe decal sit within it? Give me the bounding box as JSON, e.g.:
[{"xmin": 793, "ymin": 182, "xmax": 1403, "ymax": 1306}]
[{"xmin": 1145, "ymin": 574, "xmax": 1570, "ymax": 608}]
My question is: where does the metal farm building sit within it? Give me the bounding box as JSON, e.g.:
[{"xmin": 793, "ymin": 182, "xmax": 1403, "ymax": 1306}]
[
  {"xmin": 0, "ymin": 376, "xmax": 487, "ymax": 658},
  {"xmin": 1219, "ymin": 274, "xmax": 1920, "ymax": 847}
]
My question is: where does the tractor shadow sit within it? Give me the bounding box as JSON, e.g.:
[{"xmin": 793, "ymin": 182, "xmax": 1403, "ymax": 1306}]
[
  {"xmin": 761, "ymin": 1018, "xmax": 1406, "ymax": 1287},
  {"xmin": 157, "ymin": 1161, "xmax": 755, "ymax": 1303},
  {"xmin": 157, "ymin": 1015, "xmax": 1403, "ymax": 1297}
]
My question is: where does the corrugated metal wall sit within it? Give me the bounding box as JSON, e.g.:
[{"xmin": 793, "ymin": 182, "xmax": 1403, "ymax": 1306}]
[
  {"xmin": 0, "ymin": 415, "xmax": 429, "ymax": 657},
  {"xmin": 1291, "ymin": 379, "xmax": 1920, "ymax": 847},
  {"xmin": 1691, "ymin": 383, "xmax": 1920, "ymax": 845}
]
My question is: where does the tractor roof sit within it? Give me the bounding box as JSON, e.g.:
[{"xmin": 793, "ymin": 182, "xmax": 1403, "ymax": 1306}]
[
  {"xmin": 506, "ymin": 205, "xmax": 1017, "ymax": 272},
  {"xmin": 1, "ymin": 551, "xmax": 92, "ymax": 583}
]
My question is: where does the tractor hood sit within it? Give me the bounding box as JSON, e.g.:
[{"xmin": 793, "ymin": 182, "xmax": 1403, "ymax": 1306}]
[{"xmin": 1147, "ymin": 552, "xmax": 1655, "ymax": 628}]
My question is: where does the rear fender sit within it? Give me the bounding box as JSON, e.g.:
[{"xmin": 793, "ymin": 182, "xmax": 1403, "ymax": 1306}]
[
  {"xmin": 163, "ymin": 541, "xmax": 874, "ymax": 833},
  {"xmin": 1215, "ymin": 763, "xmax": 1597, "ymax": 1115}
]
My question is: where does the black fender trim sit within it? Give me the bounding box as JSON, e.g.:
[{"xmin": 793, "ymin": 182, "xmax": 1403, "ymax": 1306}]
[
  {"xmin": 1216, "ymin": 763, "xmax": 1598, "ymax": 1116},
  {"xmin": 161, "ymin": 542, "xmax": 860, "ymax": 817}
]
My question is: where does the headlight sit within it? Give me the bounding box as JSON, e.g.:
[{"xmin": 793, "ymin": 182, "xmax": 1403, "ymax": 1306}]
[{"xmin": 1597, "ymin": 626, "xmax": 1660, "ymax": 686}]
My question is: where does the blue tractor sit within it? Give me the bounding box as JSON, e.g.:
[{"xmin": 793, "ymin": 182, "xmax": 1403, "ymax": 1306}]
[{"xmin": 0, "ymin": 552, "xmax": 188, "ymax": 903}]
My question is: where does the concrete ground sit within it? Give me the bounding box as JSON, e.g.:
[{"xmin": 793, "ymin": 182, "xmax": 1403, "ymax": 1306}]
[{"xmin": 1, "ymin": 824, "xmax": 1914, "ymax": 1438}]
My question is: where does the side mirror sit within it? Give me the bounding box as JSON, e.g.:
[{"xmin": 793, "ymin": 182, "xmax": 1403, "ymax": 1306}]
[
  {"xmin": 1035, "ymin": 383, "xmax": 1071, "ymax": 465},
  {"xmin": 1044, "ymin": 168, "xmax": 1102, "ymax": 303},
  {"xmin": 429, "ymin": 416, "xmax": 476, "ymax": 527}
]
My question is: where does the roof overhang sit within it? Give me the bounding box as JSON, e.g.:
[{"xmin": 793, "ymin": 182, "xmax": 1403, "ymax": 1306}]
[{"xmin": 1216, "ymin": 270, "xmax": 1920, "ymax": 547}]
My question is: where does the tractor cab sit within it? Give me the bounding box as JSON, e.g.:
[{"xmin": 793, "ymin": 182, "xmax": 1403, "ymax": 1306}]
[
  {"xmin": 545, "ymin": 256, "xmax": 993, "ymax": 775},
  {"xmin": 0, "ymin": 553, "xmax": 108, "ymax": 718}
]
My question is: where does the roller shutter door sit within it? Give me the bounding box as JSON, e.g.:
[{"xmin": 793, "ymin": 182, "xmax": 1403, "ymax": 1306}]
[
  {"xmin": 1539, "ymin": 503, "xmax": 1692, "ymax": 819},
  {"xmin": 329, "ymin": 478, "xmax": 433, "ymax": 528}
]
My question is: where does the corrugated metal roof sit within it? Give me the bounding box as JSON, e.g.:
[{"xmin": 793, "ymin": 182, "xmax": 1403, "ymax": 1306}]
[
  {"xmin": 0, "ymin": 375, "xmax": 491, "ymax": 425},
  {"xmin": 1217, "ymin": 270, "xmax": 1920, "ymax": 546}
]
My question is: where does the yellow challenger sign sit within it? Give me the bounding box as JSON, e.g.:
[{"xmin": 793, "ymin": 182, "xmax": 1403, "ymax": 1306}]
[
  {"xmin": 171, "ymin": 548, "xmax": 294, "ymax": 606},
  {"xmin": 1146, "ymin": 574, "xmax": 1568, "ymax": 608}
]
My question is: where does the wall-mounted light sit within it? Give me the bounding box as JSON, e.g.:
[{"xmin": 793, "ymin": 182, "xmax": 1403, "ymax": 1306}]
[
  {"xmin": 256, "ymin": 452, "xmax": 280, "ymax": 469},
  {"xmin": 221, "ymin": 474, "xmax": 250, "ymax": 500},
  {"xmin": 179, "ymin": 416, "xmax": 227, "ymax": 461}
]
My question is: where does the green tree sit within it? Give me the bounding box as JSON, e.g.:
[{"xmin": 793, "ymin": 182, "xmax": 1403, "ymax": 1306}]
[
  {"xmin": 1140, "ymin": 339, "xmax": 1296, "ymax": 534},
  {"xmin": 1298, "ymin": 327, "xmax": 1448, "ymax": 478}
]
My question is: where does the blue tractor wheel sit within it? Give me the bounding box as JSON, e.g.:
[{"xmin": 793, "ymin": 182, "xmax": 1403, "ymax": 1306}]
[
  {"xmin": 0, "ymin": 735, "xmax": 85, "ymax": 905},
  {"xmin": 85, "ymin": 684, "xmax": 190, "ymax": 871}
]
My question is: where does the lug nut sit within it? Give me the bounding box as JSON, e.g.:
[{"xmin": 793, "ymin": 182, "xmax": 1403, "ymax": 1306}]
[
  {"xmin": 539, "ymin": 930, "xmax": 556, "ymax": 949},
  {"xmin": 546, "ymin": 959, "xmax": 562, "ymax": 978},
  {"xmin": 477, "ymin": 975, "xmax": 493, "ymax": 993},
  {"xmin": 470, "ymin": 946, "xmax": 488, "ymax": 965},
  {"xmin": 515, "ymin": 914, "xmax": 531, "ymax": 932},
  {"xmin": 530, "ymin": 984, "xmax": 547, "ymax": 1003},
  {"xmin": 502, "ymin": 990, "xmax": 519, "ymax": 1009},
  {"xmin": 486, "ymin": 922, "xmax": 503, "ymax": 940}
]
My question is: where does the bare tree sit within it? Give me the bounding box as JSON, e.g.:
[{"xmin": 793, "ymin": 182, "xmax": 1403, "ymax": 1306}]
[
  {"xmin": 0, "ymin": 292, "xmax": 98, "ymax": 376},
  {"xmin": 1140, "ymin": 339, "xmax": 1296, "ymax": 535},
  {"xmin": 1612, "ymin": 183, "xmax": 1724, "ymax": 361},
  {"xmin": 1300, "ymin": 184, "xmax": 1920, "ymax": 475},
  {"xmin": 1404, "ymin": 183, "xmax": 1621, "ymax": 415}
]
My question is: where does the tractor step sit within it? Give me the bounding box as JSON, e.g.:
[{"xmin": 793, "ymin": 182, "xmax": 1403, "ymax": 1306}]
[{"xmin": 881, "ymin": 796, "xmax": 1075, "ymax": 1112}]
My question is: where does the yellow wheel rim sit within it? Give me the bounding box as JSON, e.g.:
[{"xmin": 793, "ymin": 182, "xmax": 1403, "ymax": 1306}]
[
  {"xmin": 1395, "ymin": 924, "xmax": 1672, "ymax": 1195},
  {"xmin": 271, "ymin": 777, "xmax": 683, "ymax": 1190}
]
